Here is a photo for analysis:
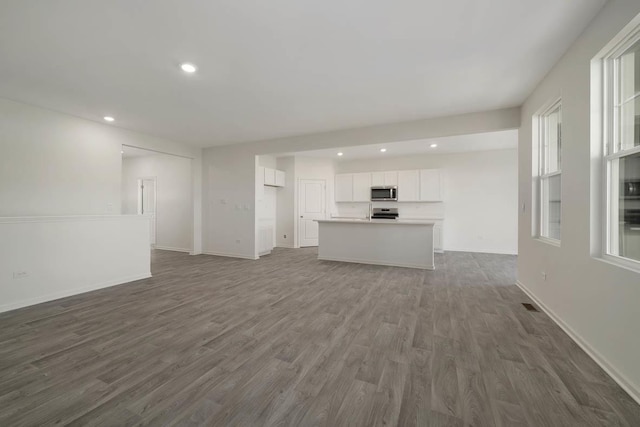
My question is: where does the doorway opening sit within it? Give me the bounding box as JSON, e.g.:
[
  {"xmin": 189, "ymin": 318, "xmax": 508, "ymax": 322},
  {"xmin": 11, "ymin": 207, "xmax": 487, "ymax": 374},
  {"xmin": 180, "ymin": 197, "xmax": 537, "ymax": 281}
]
[
  {"xmin": 137, "ymin": 177, "xmax": 157, "ymax": 247},
  {"xmin": 121, "ymin": 145, "xmax": 194, "ymax": 253}
]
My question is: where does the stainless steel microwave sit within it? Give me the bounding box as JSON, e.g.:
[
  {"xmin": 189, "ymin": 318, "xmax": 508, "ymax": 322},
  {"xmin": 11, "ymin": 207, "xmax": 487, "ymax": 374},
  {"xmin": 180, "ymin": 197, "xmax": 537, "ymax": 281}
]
[{"xmin": 371, "ymin": 186, "xmax": 398, "ymax": 201}]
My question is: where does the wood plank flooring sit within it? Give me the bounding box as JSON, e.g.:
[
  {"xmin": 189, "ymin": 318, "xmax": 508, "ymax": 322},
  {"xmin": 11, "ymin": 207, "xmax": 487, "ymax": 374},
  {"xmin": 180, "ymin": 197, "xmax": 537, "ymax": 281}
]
[{"xmin": 0, "ymin": 248, "xmax": 639, "ymax": 426}]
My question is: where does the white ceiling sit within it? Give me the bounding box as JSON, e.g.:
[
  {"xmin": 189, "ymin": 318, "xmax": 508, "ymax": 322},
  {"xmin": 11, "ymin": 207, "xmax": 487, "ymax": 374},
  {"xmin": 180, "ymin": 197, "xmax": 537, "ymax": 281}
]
[
  {"xmin": 0, "ymin": 1, "xmax": 605, "ymax": 147},
  {"xmin": 289, "ymin": 129, "xmax": 517, "ymax": 159}
]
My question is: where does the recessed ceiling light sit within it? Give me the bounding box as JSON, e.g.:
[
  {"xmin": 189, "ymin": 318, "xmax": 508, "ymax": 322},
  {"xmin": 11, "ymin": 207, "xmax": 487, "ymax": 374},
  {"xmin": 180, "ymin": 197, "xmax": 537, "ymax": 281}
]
[
  {"xmin": 121, "ymin": 150, "xmax": 124, "ymax": 154},
  {"xmin": 180, "ymin": 63, "xmax": 197, "ymax": 73},
  {"xmin": 103, "ymin": 116, "xmax": 115, "ymax": 122},
  {"xmin": 430, "ymin": 143, "xmax": 438, "ymax": 148},
  {"xmin": 380, "ymin": 148, "xmax": 387, "ymax": 152},
  {"xmin": 337, "ymin": 152, "xmax": 344, "ymax": 156}
]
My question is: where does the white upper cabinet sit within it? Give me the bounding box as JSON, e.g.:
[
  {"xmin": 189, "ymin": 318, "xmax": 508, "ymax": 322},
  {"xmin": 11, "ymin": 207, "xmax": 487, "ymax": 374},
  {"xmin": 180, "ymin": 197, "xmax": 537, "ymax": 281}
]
[
  {"xmin": 352, "ymin": 173, "xmax": 372, "ymax": 202},
  {"xmin": 335, "ymin": 168, "xmax": 442, "ymax": 202},
  {"xmin": 384, "ymin": 171, "xmax": 398, "ymax": 186},
  {"xmin": 275, "ymin": 170, "xmax": 285, "ymax": 187},
  {"xmin": 419, "ymin": 169, "xmax": 442, "ymax": 201},
  {"xmin": 397, "ymin": 170, "xmax": 420, "ymax": 201},
  {"xmin": 371, "ymin": 172, "xmax": 385, "ymax": 187},
  {"xmin": 371, "ymin": 171, "xmax": 398, "ymax": 187},
  {"xmin": 264, "ymin": 168, "xmax": 276, "ymax": 186},
  {"xmin": 263, "ymin": 167, "xmax": 285, "ymax": 187},
  {"xmin": 335, "ymin": 174, "xmax": 354, "ymax": 202}
]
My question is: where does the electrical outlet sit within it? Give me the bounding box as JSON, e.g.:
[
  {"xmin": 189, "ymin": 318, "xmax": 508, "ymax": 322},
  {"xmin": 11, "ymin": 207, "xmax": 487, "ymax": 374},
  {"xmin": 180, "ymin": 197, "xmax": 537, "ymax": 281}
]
[
  {"xmin": 541, "ymin": 271, "xmax": 547, "ymax": 281},
  {"xmin": 284, "ymin": 234, "xmax": 287, "ymax": 239},
  {"xmin": 235, "ymin": 239, "xmax": 241, "ymax": 244},
  {"xmin": 13, "ymin": 271, "xmax": 28, "ymax": 279}
]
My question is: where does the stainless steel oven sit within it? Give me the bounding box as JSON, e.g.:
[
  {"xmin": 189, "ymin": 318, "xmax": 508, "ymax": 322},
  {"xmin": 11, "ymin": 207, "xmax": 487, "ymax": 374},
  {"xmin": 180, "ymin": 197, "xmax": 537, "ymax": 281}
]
[{"xmin": 371, "ymin": 186, "xmax": 398, "ymax": 201}]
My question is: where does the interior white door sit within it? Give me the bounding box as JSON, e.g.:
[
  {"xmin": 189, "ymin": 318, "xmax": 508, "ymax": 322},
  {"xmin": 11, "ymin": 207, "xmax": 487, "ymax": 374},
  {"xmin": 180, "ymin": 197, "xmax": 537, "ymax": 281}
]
[
  {"xmin": 138, "ymin": 178, "xmax": 157, "ymax": 246},
  {"xmin": 299, "ymin": 179, "xmax": 326, "ymax": 247}
]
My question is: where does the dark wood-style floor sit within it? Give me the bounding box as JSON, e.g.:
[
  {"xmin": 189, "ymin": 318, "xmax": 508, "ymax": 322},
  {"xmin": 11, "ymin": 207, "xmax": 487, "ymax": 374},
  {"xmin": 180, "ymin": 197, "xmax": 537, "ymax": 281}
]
[{"xmin": 1, "ymin": 248, "xmax": 639, "ymax": 426}]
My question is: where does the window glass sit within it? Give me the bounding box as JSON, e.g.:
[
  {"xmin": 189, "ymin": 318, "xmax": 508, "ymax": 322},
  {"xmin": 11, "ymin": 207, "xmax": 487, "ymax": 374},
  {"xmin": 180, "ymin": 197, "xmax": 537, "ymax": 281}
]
[
  {"xmin": 616, "ymin": 152, "xmax": 640, "ymax": 261},
  {"xmin": 616, "ymin": 39, "xmax": 640, "ymax": 152},
  {"xmin": 542, "ymin": 174, "xmax": 562, "ymax": 241},
  {"xmin": 537, "ymin": 101, "xmax": 562, "ymax": 242},
  {"xmin": 543, "ymin": 106, "xmax": 562, "ymax": 174}
]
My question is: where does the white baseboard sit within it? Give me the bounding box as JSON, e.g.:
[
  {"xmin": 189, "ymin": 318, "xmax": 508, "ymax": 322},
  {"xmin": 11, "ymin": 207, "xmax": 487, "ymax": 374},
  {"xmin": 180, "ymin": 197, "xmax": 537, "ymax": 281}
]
[
  {"xmin": 154, "ymin": 245, "xmax": 191, "ymax": 253},
  {"xmin": 0, "ymin": 272, "xmax": 152, "ymax": 314},
  {"xmin": 516, "ymin": 280, "xmax": 640, "ymax": 405},
  {"xmin": 203, "ymin": 251, "xmax": 259, "ymax": 260},
  {"xmin": 445, "ymin": 247, "xmax": 518, "ymax": 255},
  {"xmin": 318, "ymin": 255, "xmax": 434, "ymax": 270},
  {"xmin": 275, "ymin": 243, "xmax": 295, "ymax": 248}
]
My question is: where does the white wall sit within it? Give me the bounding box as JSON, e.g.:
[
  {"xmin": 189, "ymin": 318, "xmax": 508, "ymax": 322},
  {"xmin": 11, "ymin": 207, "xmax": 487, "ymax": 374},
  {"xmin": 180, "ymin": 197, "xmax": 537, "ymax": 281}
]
[
  {"xmin": 275, "ymin": 156, "xmax": 296, "ymax": 247},
  {"xmin": 0, "ymin": 216, "xmax": 150, "ymax": 313},
  {"xmin": 518, "ymin": 0, "xmax": 640, "ymax": 402},
  {"xmin": 336, "ymin": 149, "xmax": 518, "ymax": 254},
  {"xmin": 257, "ymin": 155, "xmax": 278, "ymax": 252},
  {"xmin": 0, "ymin": 98, "xmax": 203, "ymax": 253},
  {"xmin": 0, "ymin": 98, "xmax": 121, "ymax": 216},
  {"xmin": 203, "ymin": 146, "xmax": 257, "ymax": 259},
  {"xmin": 203, "ymin": 107, "xmax": 520, "ymax": 259},
  {"xmin": 122, "ymin": 154, "xmax": 193, "ymax": 252}
]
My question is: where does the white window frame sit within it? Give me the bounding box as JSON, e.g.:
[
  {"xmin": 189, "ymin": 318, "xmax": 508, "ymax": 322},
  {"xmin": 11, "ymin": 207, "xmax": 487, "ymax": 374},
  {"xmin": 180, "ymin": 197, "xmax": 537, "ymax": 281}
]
[
  {"xmin": 597, "ymin": 14, "xmax": 640, "ymax": 271},
  {"xmin": 534, "ymin": 98, "xmax": 562, "ymax": 245}
]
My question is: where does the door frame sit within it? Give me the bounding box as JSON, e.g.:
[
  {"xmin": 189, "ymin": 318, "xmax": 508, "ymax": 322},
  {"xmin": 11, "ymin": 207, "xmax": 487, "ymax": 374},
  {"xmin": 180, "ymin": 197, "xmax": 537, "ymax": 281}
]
[
  {"xmin": 137, "ymin": 176, "xmax": 157, "ymax": 246},
  {"xmin": 297, "ymin": 178, "xmax": 327, "ymax": 248}
]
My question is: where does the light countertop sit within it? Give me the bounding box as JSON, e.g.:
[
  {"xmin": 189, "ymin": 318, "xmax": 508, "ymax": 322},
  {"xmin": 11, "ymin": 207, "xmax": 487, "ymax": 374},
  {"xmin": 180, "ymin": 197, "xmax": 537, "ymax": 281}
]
[{"xmin": 316, "ymin": 219, "xmax": 435, "ymax": 226}]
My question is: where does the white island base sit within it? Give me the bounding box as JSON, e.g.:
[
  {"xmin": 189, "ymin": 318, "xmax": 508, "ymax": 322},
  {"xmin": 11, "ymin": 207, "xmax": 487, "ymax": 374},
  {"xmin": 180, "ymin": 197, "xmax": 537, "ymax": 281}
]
[{"xmin": 316, "ymin": 219, "xmax": 435, "ymax": 270}]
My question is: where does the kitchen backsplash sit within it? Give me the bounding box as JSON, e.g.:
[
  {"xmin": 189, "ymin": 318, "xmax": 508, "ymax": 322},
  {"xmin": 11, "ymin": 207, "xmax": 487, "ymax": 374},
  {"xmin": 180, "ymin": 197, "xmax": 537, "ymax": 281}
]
[{"xmin": 332, "ymin": 201, "xmax": 444, "ymax": 219}]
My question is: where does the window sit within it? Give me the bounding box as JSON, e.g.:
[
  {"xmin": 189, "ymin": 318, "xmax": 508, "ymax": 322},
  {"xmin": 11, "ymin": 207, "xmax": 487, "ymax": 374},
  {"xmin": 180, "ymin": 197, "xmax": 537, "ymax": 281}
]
[
  {"xmin": 604, "ymin": 32, "xmax": 640, "ymax": 264},
  {"xmin": 536, "ymin": 100, "xmax": 562, "ymax": 242}
]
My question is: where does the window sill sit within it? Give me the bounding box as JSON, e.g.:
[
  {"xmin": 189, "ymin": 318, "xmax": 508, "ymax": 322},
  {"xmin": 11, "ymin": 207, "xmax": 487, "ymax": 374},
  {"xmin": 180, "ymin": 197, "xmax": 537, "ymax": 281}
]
[
  {"xmin": 534, "ymin": 236, "xmax": 561, "ymax": 247},
  {"xmin": 596, "ymin": 254, "xmax": 640, "ymax": 275}
]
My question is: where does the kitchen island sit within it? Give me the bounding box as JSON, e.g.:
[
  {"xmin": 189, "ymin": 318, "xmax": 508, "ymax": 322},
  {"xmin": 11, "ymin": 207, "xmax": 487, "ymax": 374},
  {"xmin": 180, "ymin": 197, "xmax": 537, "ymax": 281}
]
[{"xmin": 316, "ymin": 219, "xmax": 435, "ymax": 269}]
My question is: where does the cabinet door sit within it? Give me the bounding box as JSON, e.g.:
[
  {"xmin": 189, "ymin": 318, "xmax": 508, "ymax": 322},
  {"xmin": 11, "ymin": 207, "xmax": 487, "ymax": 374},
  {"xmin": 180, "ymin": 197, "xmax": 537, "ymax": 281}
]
[
  {"xmin": 371, "ymin": 172, "xmax": 385, "ymax": 187},
  {"xmin": 419, "ymin": 169, "xmax": 442, "ymax": 201},
  {"xmin": 264, "ymin": 168, "xmax": 276, "ymax": 186},
  {"xmin": 335, "ymin": 174, "xmax": 354, "ymax": 202},
  {"xmin": 397, "ymin": 170, "xmax": 419, "ymax": 201},
  {"xmin": 433, "ymin": 225, "xmax": 443, "ymax": 252},
  {"xmin": 353, "ymin": 173, "xmax": 372, "ymax": 202},
  {"xmin": 384, "ymin": 171, "xmax": 398, "ymax": 186},
  {"xmin": 275, "ymin": 170, "xmax": 285, "ymax": 187}
]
